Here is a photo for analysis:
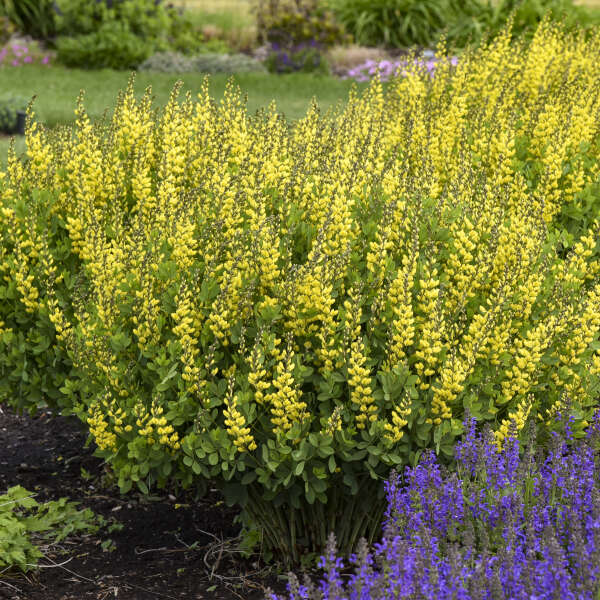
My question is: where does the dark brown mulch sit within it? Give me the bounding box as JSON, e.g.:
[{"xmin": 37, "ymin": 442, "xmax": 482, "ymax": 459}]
[{"xmin": 0, "ymin": 405, "xmax": 287, "ymax": 600}]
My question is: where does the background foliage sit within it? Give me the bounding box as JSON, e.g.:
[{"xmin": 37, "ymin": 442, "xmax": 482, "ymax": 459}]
[
  {"xmin": 138, "ymin": 51, "xmax": 266, "ymax": 74},
  {"xmin": 256, "ymin": 0, "xmax": 349, "ymax": 73},
  {"xmin": 0, "ymin": 0, "xmax": 57, "ymax": 40},
  {"xmin": 53, "ymin": 0, "xmax": 208, "ymax": 69},
  {"xmin": 0, "ymin": 485, "xmax": 99, "ymax": 573},
  {"xmin": 326, "ymin": 0, "xmax": 600, "ymax": 49},
  {"xmin": 0, "ymin": 0, "xmax": 212, "ymax": 70},
  {"xmin": 0, "ymin": 95, "xmax": 27, "ymax": 133}
]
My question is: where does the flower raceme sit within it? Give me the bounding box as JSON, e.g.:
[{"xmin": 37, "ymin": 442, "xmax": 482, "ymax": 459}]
[{"xmin": 2, "ymin": 21, "xmax": 600, "ymax": 561}]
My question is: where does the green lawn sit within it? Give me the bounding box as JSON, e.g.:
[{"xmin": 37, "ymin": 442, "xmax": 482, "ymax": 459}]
[{"xmin": 0, "ymin": 65, "xmax": 366, "ymax": 168}]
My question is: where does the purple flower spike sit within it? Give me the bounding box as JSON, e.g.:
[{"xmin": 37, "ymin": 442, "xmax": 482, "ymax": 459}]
[{"xmin": 276, "ymin": 411, "xmax": 600, "ymax": 600}]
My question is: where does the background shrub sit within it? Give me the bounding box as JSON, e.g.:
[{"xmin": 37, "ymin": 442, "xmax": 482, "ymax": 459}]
[
  {"xmin": 256, "ymin": 0, "xmax": 349, "ymax": 73},
  {"xmin": 139, "ymin": 51, "xmax": 266, "ymax": 74},
  {"xmin": 264, "ymin": 43, "xmax": 330, "ymax": 74},
  {"xmin": 325, "ymin": 44, "xmax": 390, "ymax": 75},
  {"xmin": 0, "ymin": 0, "xmax": 57, "ymax": 41},
  {"xmin": 53, "ymin": 0, "xmax": 207, "ymax": 69},
  {"xmin": 55, "ymin": 21, "xmax": 154, "ymax": 70},
  {"xmin": 0, "ymin": 15, "xmax": 15, "ymax": 44},
  {"xmin": 0, "ymin": 94, "xmax": 27, "ymax": 133},
  {"xmin": 326, "ymin": 0, "xmax": 600, "ymax": 49},
  {"xmin": 55, "ymin": 0, "xmax": 170, "ymax": 39},
  {"xmin": 0, "ymin": 41, "xmax": 53, "ymax": 68},
  {"xmin": 138, "ymin": 51, "xmax": 198, "ymax": 74}
]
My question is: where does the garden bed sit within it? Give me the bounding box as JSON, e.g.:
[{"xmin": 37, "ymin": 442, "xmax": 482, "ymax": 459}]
[{"xmin": 0, "ymin": 406, "xmax": 283, "ymax": 600}]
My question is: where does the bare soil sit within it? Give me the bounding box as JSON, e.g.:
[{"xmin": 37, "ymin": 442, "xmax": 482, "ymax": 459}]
[{"xmin": 0, "ymin": 406, "xmax": 286, "ymax": 600}]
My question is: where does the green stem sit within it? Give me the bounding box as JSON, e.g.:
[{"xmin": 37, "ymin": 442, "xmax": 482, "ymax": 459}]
[
  {"xmin": 244, "ymin": 478, "xmax": 387, "ymax": 565},
  {"xmin": 290, "ymin": 503, "xmax": 297, "ymax": 562}
]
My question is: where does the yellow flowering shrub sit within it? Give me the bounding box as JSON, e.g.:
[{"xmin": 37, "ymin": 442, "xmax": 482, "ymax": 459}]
[
  {"xmin": 2, "ymin": 22, "xmax": 600, "ymax": 563},
  {"xmin": 0, "ymin": 158, "xmax": 76, "ymax": 414}
]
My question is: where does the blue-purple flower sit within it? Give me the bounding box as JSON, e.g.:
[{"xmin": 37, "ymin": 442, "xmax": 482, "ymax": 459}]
[{"xmin": 271, "ymin": 413, "xmax": 600, "ymax": 600}]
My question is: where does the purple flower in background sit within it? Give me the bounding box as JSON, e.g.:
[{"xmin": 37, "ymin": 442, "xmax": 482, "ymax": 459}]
[
  {"xmin": 0, "ymin": 43, "xmax": 52, "ymax": 68},
  {"xmin": 343, "ymin": 54, "xmax": 460, "ymax": 83}
]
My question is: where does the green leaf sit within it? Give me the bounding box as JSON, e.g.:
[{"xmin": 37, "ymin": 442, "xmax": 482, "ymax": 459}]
[
  {"xmin": 119, "ymin": 479, "xmax": 132, "ymax": 494},
  {"xmin": 308, "ymin": 432, "xmax": 319, "ymax": 446},
  {"xmin": 241, "ymin": 471, "xmax": 257, "ymax": 485},
  {"xmin": 261, "ymin": 444, "xmax": 270, "ymax": 463},
  {"xmin": 317, "ymin": 445, "xmax": 334, "ymax": 457},
  {"xmin": 109, "ymin": 332, "xmax": 131, "ymax": 353},
  {"xmin": 222, "ymin": 483, "xmax": 248, "ymax": 507},
  {"xmin": 328, "ymin": 455, "xmax": 336, "ymax": 473},
  {"xmin": 312, "ymin": 478, "xmax": 327, "ymax": 494},
  {"xmin": 157, "ymin": 364, "xmax": 179, "ymax": 392}
]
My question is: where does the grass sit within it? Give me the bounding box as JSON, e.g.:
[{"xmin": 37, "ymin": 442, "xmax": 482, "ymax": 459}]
[{"xmin": 0, "ymin": 65, "xmax": 366, "ymax": 168}]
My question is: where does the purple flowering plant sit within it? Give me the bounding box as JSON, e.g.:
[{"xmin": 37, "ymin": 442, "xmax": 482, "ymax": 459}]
[
  {"xmin": 257, "ymin": 0, "xmax": 349, "ymax": 74},
  {"xmin": 266, "ymin": 40, "xmax": 328, "ymax": 74},
  {"xmin": 271, "ymin": 412, "xmax": 600, "ymax": 599},
  {"xmin": 343, "ymin": 53, "xmax": 459, "ymax": 83},
  {"xmin": 0, "ymin": 42, "xmax": 52, "ymax": 68}
]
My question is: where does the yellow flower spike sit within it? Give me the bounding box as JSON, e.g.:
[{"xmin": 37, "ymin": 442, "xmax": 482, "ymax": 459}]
[
  {"xmin": 344, "ymin": 291, "xmax": 377, "ymax": 429},
  {"xmin": 86, "ymin": 399, "xmax": 117, "ymax": 453},
  {"xmin": 413, "ymin": 259, "xmax": 445, "ymax": 389},
  {"xmin": 264, "ymin": 340, "xmax": 308, "ymax": 435},
  {"xmin": 385, "ymin": 230, "xmax": 418, "ymax": 370},
  {"xmin": 494, "ymin": 396, "xmax": 533, "ymax": 452},
  {"xmin": 223, "ymin": 376, "xmax": 256, "ymax": 453},
  {"xmin": 172, "ymin": 282, "xmax": 204, "ymax": 394}
]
